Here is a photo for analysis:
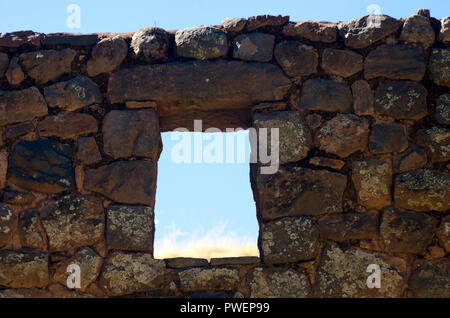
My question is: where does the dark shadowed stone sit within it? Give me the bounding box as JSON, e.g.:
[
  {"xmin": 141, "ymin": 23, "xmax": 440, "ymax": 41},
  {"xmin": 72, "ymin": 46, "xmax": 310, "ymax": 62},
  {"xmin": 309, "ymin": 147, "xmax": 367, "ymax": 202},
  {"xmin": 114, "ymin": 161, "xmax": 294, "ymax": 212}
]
[
  {"xmin": 107, "ymin": 205, "xmax": 154, "ymax": 252},
  {"xmin": 5, "ymin": 57, "xmax": 25, "ymax": 86},
  {"xmin": 0, "ymin": 204, "xmax": 13, "ymax": 248},
  {"xmin": 233, "ymin": 33, "xmax": 275, "ymax": 62},
  {"xmin": 0, "ymin": 288, "xmax": 51, "ymax": 298},
  {"xmin": 222, "ymin": 18, "xmax": 247, "ymax": 32},
  {"xmin": 38, "ymin": 112, "xmax": 98, "ymax": 139},
  {"xmin": 0, "ymin": 251, "xmax": 48, "ymax": 288},
  {"xmin": 175, "ymin": 26, "xmax": 228, "ymax": 60},
  {"xmin": 437, "ymin": 216, "xmax": 450, "ymax": 253},
  {"xmin": 100, "ymin": 252, "xmax": 165, "ymax": 296},
  {"xmin": 309, "ymin": 157, "xmax": 345, "ymax": 170},
  {"xmin": 77, "ymin": 137, "xmax": 102, "ymax": 165},
  {"xmin": 131, "ymin": 27, "xmax": 169, "ymax": 63},
  {"xmin": 257, "ymin": 166, "xmax": 347, "ymax": 220},
  {"xmin": 179, "ymin": 267, "xmax": 240, "ymax": 292},
  {"xmin": 394, "ymin": 169, "xmax": 450, "ymax": 212},
  {"xmin": 8, "ymin": 139, "xmax": 74, "ymax": 193},
  {"xmin": 274, "ymin": 41, "xmax": 318, "ymax": 78},
  {"xmin": 43, "ymin": 76, "xmax": 102, "ymax": 112},
  {"xmin": 261, "ymin": 217, "xmax": 320, "ymax": 264},
  {"xmin": 39, "ymin": 195, "xmax": 104, "ymax": 252},
  {"xmin": 248, "ymin": 267, "xmax": 311, "ymax": 298},
  {"xmin": 252, "ymin": 111, "xmax": 312, "ymax": 165},
  {"xmin": 19, "ymin": 49, "xmax": 76, "ymax": 84},
  {"xmin": 322, "ymin": 48, "xmax": 363, "ymax": 78},
  {"xmin": 107, "ymin": 61, "xmax": 291, "ymax": 114},
  {"xmin": 352, "ymin": 80, "xmax": 374, "ymax": 115},
  {"xmin": 210, "ymin": 257, "xmax": 259, "ymax": 266},
  {"xmin": 380, "ymin": 207, "xmax": 437, "ymax": 254},
  {"xmin": 393, "ymin": 144, "xmax": 427, "ymax": 173},
  {"xmin": 409, "ymin": 258, "xmax": 450, "ymax": 298},
  {"xmin": 416, "ymin": 127, "xmax": 450, "ymax": 163},
  {"xmin": 84, "ymin": 160, "xmax": 157, "ymax": 206},
  {"xmin": 365, "ymin": 45, "xmax": 425, "ymax": 81},
  {"xmin": 0, "ymin": 87, "xmax": 48, "ymax": 126},
  {"xmin": 299, "ymin": 79, "xmax": 352, "ymax": 112},
  {"xmin": 3, "ymin": 190, "xmax": 36, "ymax": 205},
  {"xmin": 429, "ymin": 48, "xmax": 450, "ymax": 87},
  {"xmin": 5, "ymin": 122, "xmax": 35, "ymax": 139},
  {"xmin": 374, "ymin": 81, "xmax": 427, "ymax": 120},
  {"xmin": 0, "ymin": 53, "xmax": 8, "ymax": 77},
  {"xmin": 318, "ymin": 212, "xmax": 378, "ymax": 242},
  {"xmin": 352, "ymin": 159, "xmax": 392, "ymax": 210},
  {"xmin": 87, "ymin": 36, "xmax": 128, "ymax": 76},
  {"xmin": 282, "ymin": 21, "xmax": 337, "ymax": 43},
  {"xmin": 19, "ymin": 210, "xmax": 44, "ymax": 249},
  {"xmin": 245, "ymin": 15, "xmax": 290, "ymax": 32},
  {"xmin": 338, "ymin": 15, "xmax": 402, "ymax": 49},
  {"xmin": 400, "ymin": 14, "xmax": 435, "ymax": 48},
  {"xmin": 165, "ymin": 258, "xmax": 209, "ymax": 269},
  {"xmin": 43, "ymin": 34, "xmax": 99, "ymax": 46},
  {"xmin": 439, "ymin": 17, "xmax": 450, "ymax": 44},
  {"xmin": 318, "ymin": 245, "xmax": 406, "ymax": 297},
  {"xmin": 436, "ymin": 94, "xmax": 450, "ymax": 124},
  {"xmin": 315, "ymin": 114, "xmax": 369, "ymax": 158},
  {"xmin": 0, "ymin": 31, "xmax": 43, "ymax": 47},
  {"xmin": 103, "ymin": 109, "xmax": 161, "ymax": 160},
  {"xmin": 369, "ymin": 122, "xmax": 408, "ymax": 154}
]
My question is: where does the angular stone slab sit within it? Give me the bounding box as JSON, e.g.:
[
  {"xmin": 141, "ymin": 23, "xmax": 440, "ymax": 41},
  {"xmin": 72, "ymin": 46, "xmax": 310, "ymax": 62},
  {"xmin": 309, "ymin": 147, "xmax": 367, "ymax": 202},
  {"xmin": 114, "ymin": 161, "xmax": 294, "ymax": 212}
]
[
  {"xmin": 233, "ymin": 33, "xmax": 275, "ymax": 62},
  {"xmin": 369, "ymin": 122, "xmax": 408, "ymax": 154},
  {"xmin": 0, "ymin": 251, "xmax": 48, "ymax": 288},
  {"xmin": 318, "ymin": 212, "xmax": 379, "ymax": 242},
  {"xmin": 299, "ymin": 79, "xmax": 352, "ymax": 112},
  {"xmin": 282, "ymin": 21, "xmax": 338, "ymax": 43},
  {"xmin": 0, "ymin": 31, "xmax": 43, "ymax": 47},
  {"xmin": 175, "ymin": 26, "xmax": 228, "ymax": 60},
  {"xmin": 178, "ymin": 267, "xmax": 240, "ymax": 292},
  {"xmin": 38, "ymin": 112, "xmax": 98, "ymax": 139}
]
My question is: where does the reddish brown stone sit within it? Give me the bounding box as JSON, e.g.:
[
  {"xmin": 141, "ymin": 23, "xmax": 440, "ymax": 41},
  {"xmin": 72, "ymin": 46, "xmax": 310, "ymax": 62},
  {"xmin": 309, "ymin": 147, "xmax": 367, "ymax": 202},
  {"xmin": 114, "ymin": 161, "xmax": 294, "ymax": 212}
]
[
  {"xmin": 322, "ymin": 48, "xmax": 363, "ymax": 78},
  {"xmin": 428, "ymin": 246, "xmax": 446, "ymax": 259},
  {"xmin": 364, "ymin": 45, "xmax": 425, "ymax": 81},
  {"xmin": 5, "ymin": 122, "xmax": 35, "ymax": 139},
  {"xmin": 126, "ymin": 101, "xmax": 157, "ymax": 110},
  {"xmin": 393, "ymin": 144, "xmax": 427, "ymax": 173},
  {"xmin": 369, "ymin": 122, "xmax": 408, "ymax": 154},
  {"xmin": 400, "ymin": 14, "xmax": 435, "ymax": 48},
  {"xmin": 165, "ymin": 257, "xmax": 209, "ymax": 269},
  {"xmin": 19, "ymin": 210, "xmax": 44, "ymax": 249},
  {"xmin": 416, "ymin": 127, "xmax": 450, "ymax": 163},
  {"xmin": 435, "ymin": 94, "xmax": 450, "ymax": 124},
  {"xmin": 84, "ymin": 160, "xmax": 157, "ymax": 206},
  {"xmin": 282, "ymin": 21, "xmax": 337, "ymax": 43},
  {"xmin": 429, "ymin": 48, "xmax": 450, "ymax": 88},
  {"xmin": 318, "ymin": 212, "xmax": 379, "ymax": 242},
  {"xmin": 305, "ymin": 114, "xmax": 322, "ymax": 131},
  {"xmin": 0, "ymin": 151, "xmax": 7, "ymax": 190},
  {"xmin": 0, "ymin": 251, "xmax": 48, "ymax": 288},
  {"xmin": 38, "ymin": 112, "xmax": 98, "ymax": 139},
  {"xmin": 5, "ymin": 57, "xmax": 25, "ymax": 86},
  {"xmin": 299, "ymin": 79, "xmax": 352, "ymax": 112},
  {"xmin": 437, "ymin": 216, "xmax": 450, "ymax": 253},
  {"xmin": 315, "ymin": 114, "xmax": 369, "ymax": 158},
  {"xmin": 352, "ymin": 80, "xmax": 374, "ymax": 116},
  {"xmin": 274, "ymin": 41, "xmax": 318, "ymax": 78},
  {"xmin": 233, "ymin": 33, "xmax": 275, "ymax": 62},
  {"xmin": 0, "ymin": 204, "xmax": 13, "ymax": 248},
  {"xmin": 309, "ymin": 157, "xmax": 345, "ymax": 170},
  {"xmin": 3, "ymin": 190, "xmax": 36, "ymax": 205},
  {"xmin": 245, "ymin": 15, "xmax": 289, "ymax": 31},
  {"xmin": 87, "ymin": 36, "xmax": 128, "ymax": 76},
  {"xmin": 352, "ymin": 159, "xmax": 392, "ymax": 210},
  {"xmin": 77, "ymin": 137, "xmax": 102, "ymax": 165},
  {"xmin": 19, "ymin": 49, "xmax": 76, "ymax": 84},
  {"xmin": 0, "ymin": 31, "xmax": 43, "ymax": 47},
  {"xmin": 175, "ymin": 26, "xmax": 228, "ymax": 60},
  {"xmin": 409, "ymin": 258, "xmax": 450, "ymax": 298}
]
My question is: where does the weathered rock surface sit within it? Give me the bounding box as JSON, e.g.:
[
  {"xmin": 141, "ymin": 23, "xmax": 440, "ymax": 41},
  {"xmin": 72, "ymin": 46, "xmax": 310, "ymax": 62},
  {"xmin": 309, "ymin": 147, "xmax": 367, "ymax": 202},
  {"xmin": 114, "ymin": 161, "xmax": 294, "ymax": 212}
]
[
  {"xmin": 318, "ymin": 212, "xmax": 379, "ymax": 242},
  {"xmin": 309, "ymin": 157, "xmax": 345, "ymax": 170},
  {"xmin": 221, "ymin": 18, "xmax": 247, "ymax": 32},
  {"xmin": 393, "ymin": 144, "xmax": 427, "ymax": 173},
  {"xmin": 38, "ymin": 112, "xmax": 98, "ymax": 139},
  {"xmin": 322, "ymin": 48, "xmax": 363, "ymax": 78},
  {"xmin": 0, "ymin": 251, "xmax": 48, "ymax": 288},
  {"xmin": 0, "ymin": 151, "xmax": 6, "ymax": 189},
  {"xmin": 175, "ymin": 26, "xmax": 228, "ymax": 60},
  {"xmin": 245, "ymin": 15, "xmax": 289, "ymax": 32},
  {"xmin": 103, "ymin": 109, "xmax": 161, "ymax": 160},
  {"xmin": 5, "ymin": 57, "xmax": 25, "ymax": 86},
  {"xmin": 364, "ymin": 45, "xmax": 425, "ymax": 81},
  {"xmin": 8, "ymin": 139, "xmax": 74, "ymax": 193},
  {"xmin": 210, "ymin": 257, "xmax": 259, "ymax": 266},
  {"xmin": 179, "ymin": 267, "xmax": 240, "ymax": 292},
  {"xmin": 409, "ymin": 258, "xmax": 450, "ymax": 298},
  {"xmin": 274, "ymin": 41, "xmax": 318, "ymax": 78},
  {"xmin": 76, "ymin": 137, "xmax": 102, "ymax": 165},
  {"xmin": 439, "ymin": 17, "xmax": 450, "ymax": 44},
  {"xmin": 437, "ymin": 216, "xmax": 450, "ymax": 253},
  {"xmin": 400, "ymin": 14, "xmax": 435, "ymax": 48},
  {"xmin": 5, "ymin": 122, "xmax": 35, "ymax": 140},
  {"xmin": 87, "ymin": 36, "xmax": 128, "ymax": 76},
  {"xmin": 233, "ymin": 33, "xmax": 275, "ymax": 62},
  {"xmin": 261, "ymin": 217, "xmax": 320, "ymax": 264},
  {"xmin": 352, "ymin": 80, "xmax": 374, "ymax": 115},
  {"xmin": 0, "ymin": 204, "xmax": 13, "ymax": 248},
  {"xmin": 416, "ymin": 127, "xmax": 450, "ymax": 163},
  {"xmin": 165, "ymin": 258, "xmax": 209, "ymax": 269},
  {"xmin": 0, "ymin": 31, "xmax": 43, "ymax": 47},
  {"xmin": 435, "ymin": 94, "xmax": 450, "ymax": 124},
  {"xmin": 0, "ymin": 53, "xmax": 8, "ymax": 76},
  {"xmin": 131, "ymin": 27, "xmax": 169, "ymax": 63},
  {"xmin": 4, "ymin": 190, "xmax": 36, "ymax": 206},
  {"xmin": 19, "ymin": 211, "xmax": 44, "ymax": 249},
  {"xmin": 283, "ymin": 21, "xmax": 337, "ymax": 43},
  {"xmin": 84, "ymin": 160, "xmax": 157, "ymax": 206},
  {"xmin": 369, "ymin": 122, "xmax": 408, "ymax": 154},
  {"xmin": 299, "ymin": 79, "xmax": 352, "ymax": 112},
  {"xmin": 394, "ymin": 169, "xmax": 450, "ymax": 212},
  {"xmin": 428, "ymin": 48, "xmax": 450, "ymax": 87},
  {"xmin": 248, "ymin": 267, "xmax": 311, "ymax": 298}
]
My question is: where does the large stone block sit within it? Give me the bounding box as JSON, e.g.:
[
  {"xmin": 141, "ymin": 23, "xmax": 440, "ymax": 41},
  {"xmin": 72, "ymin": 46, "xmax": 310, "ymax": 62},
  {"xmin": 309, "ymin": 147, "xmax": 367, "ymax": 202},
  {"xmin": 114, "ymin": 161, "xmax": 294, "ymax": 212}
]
[
  {"xmin": 178, "ymin": 268, "xmax": 240, "ymax": 292},
  {"xmin": 87, "ymin": 36, "xmax": 128, "ymax": 76},
  {"xmin": 274, "ymin": 41, "xmax": 318, "ymax": 78},
  {"xmin": 409, "ymin": 258, "xmax": 450, "ymax": 298},
  {"xmin": 400, "ymin": 14, "xmax": 435, "ymax": 48},
  {"xmin": 435, "ymin": 94, "xmax": 450, "ymax": 124},
  {"xmin": 175, "ymin": 26, "xmax": 228, "ymax": 60},
  {"xmin": 0, "ymin": 251, "xmax": 48, "ymax": 288},
  {"xmin": 369, "ymin": 122, "xmax": 408, "ymax": 154},
  {"xmin": 299, "ymin": 79, "xmax": 352, "ymax": 112},
  {"xmin": 318, "ymin": 212, "xmax": 379, "ymax": 242},
  {"xmin": 233, "ymin": 33, "xmax": 275, "ymax": 62},
  {"xmin": 38, "ymin": 112, "xmax": 98, "ymax": 139},
  {"xmin": 283, "ymin": 21, "xmax": 337, "ymax": 43},
  {"xmin": 416, "ymin": 127, "xmax": 450, "ymax": 163},
  {"xmin": 0, "ymin": 31, "xmax": 43, "ymax": 47},
  {"xmin": 321, "ymin": 48, "xmax": 363, "ymax": 78},
  {"xmin": 352, "ymin": 80, "xmax": 374, "ymax": 116},
  {"xmin": 131, "ymin": 27, "xmax": 169, "ymax": 63},
  {"xmin": 19, "ymin": 210, "xmax": 44, "ymax": 249},
  {"xmin": 428, "ymin": 48, "xmax": 450, "ymax": 87}
]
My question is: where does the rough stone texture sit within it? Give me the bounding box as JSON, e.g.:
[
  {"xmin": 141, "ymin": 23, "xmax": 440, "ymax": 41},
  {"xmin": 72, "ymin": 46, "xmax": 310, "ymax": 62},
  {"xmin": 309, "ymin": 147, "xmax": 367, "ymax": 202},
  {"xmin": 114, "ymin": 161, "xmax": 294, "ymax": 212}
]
[
  {"xmin": 261, "ymin": 217, "xmax": 320, "ymax": 264},
  {"xmin": 309, "ymin": 157, "xmax": 345, "ymax": 170},
  {"xmin": 249, "ymin": 267, "xmax": 311, "ymax": 298},
  {"xmin": 369, "ymin": 122, "xmax": 408, "ymax": 154},
  {"xmin": 274, "ymin": 41, "xmax": 318, "ymax": 78},
  {"xmin": 315, "ymin": 114, "xmax": 369, "ymax": 158},
  {"xmin": 427, "ymin": 48, "xmax": 450, "ymax": 87},
  {"xmin": 0, "ymin": 31, "xmax": 43, "ymax": 47},
  {"xmin": 179, "ymin": 267, "xmax": 240, "ymax": 292},
  {"xmin": 380, "ymin": 207, "xmax": 437, "ymax": 254},
  {"xmin": 245, "ymin": 15, "xmax": 290, "ymax": 32},
  {"xmin": 76, "ymin": 137, "xmax": 102, "ymax": 165},
  {"xmin": 38, "ymin": 112, "xmax": 98, "ymax": 139},
  {"xmin": 165, "ymin": 258, "xmax": 209, "ymax": 269},
  {"xmin": 439, "ymin": 17, "xmax": 450, "ymax": 44},
  {"xmin": 299, "ymin": 79, "xmax": 352, "ymax": 112},
  {"xmin": 252, "ymin": 111, "xmax": 312, "ymax": 165},
  {"xmin": 0, "ymin": 151, "xmax": 7, "ymax": 189},
  {"xmin": 0, "ymin": 251, "xmax": 48, "ymax": 288},
  {"xmin": 107, "ymin": 61, "xmax": 291, "ymax": 113},
  {"xmin": 352, "ymin": 159, "xmax": 392, "ymax": 210},
  {"xmin": 99, "ymin": 252, "xmax": 166, "ymax": 296},
  {"xmin": 221, "ymin": 18, "xmax": 247, "ymax": 32},
  {"xmin": 8, "ymin": 139, "xmax": 74, "ymax": 193},
  {"xmin": 0, "ymin": 53, "xmax": 8, "ymax": 77},
  {"xmin": 39, "ymin": 195, "xmax": 104, "ymax": 252},
  {"xmin": 0, "ymin": 87, "xmax": 48, "ymax": 126},
  {"xmin": 417, "ymin": 127, "xmax": 450, "ymax": 163},
  {"xmin": 107, "ymin": 205, "xmax": 154, "ymax": 252},
  {"xmin": 175, "ymin": 26, "xmax": 228, "ymax": 60},
  {"xmin": 19, "ymin": 211, "xmax": 44, "ymax": 249},
  {"xmin": 394, "ymin": 169, "xmax": 450, "ymax": 212},
  {"xmin": 53, "ymin": 248, "xmax": 102, "ymax": 292},
  {"xmin": 103, "ymin": 109, "xmax": 161, "ymax": 160},
  {"xmin": 84, "ymin": 160, "xmax": 157, "ymax": 206},
  {"xmin": 87, "ymin": 36, "xmax": 128, "ymax": 76},
  {"xmin": 131, "ymin": 27, "xmax": 169, "ymax": 63},
  {"xmin": 435, "ymin": 94, "xmax": 450, "ymax": 124},
  {"xmin": 352, "ymin": 80, "xmax": 374, "ymax": 115},
  {"xmin": 5, "ymin": 57, "xmax": 25, "ymax": 86},
  {"xmin": 318, "ymin": 245, "xmax": 406, "ymax": 297},
  {"xmin": 374, "ymin": 81, "xmax": 428, "ymax": 120},
  {"xmin": 5, "ymin": 122, "xmax": 35, "ymax": 140},
  {"xmin": 409, "ymin": 258, "xmax": 450, "ymax": 298},
  {"xmin": 393, "ymin": 144, "xmax": 427, "ymax": 173},
  {"xmin": 210, "ymin": 257, "xmax": 259, "ymax": 266},
  {"xmin": 0, "ymin": 204, "xmax": 13, "ymax": 248},
  {"xmin": 437, "ymin": 216, "xmax": 450, "ymax": 253},
  {"xmin": 400, "ymin": 14, "xmax": 435, "ymax": 48},
  {"xmin": 364, "ymin": 45, "xmax": 425, "ymax": 81},
  {"xmin": 322, "ymin": 48, "xmax": 363, "ymax": 78},
  {"xmin": 19, "ymin": 49, "xmax": 76, "ymax": 84},
  {"xmin": 256, "ymin": 166, "xmax": 347, "ymax": 220},
  {"xmin": 283, "ymin": 21, "xmax": 337, "ymax": 43},
  {"xmin": 43, "ymin": 76, "xmax": 102, "ymax": 112},
  {"xmin": 4, "ymin": 190, "xmax": 36, "ymax": 206},
  {"xmin": 233, "ymin": 33, "xmax": 275, "ymax": 62},
  {"xmin": 318, "ymin": 212, "xmax": 379, "ymax": 242}
]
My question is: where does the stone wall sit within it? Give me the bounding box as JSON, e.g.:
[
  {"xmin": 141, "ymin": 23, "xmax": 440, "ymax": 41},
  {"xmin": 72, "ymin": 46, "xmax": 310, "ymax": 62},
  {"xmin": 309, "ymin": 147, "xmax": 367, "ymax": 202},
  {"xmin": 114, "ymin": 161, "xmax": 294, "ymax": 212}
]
[{"xmin": 0, "ymin": 10, "xmax": 449, "ymax": 298}]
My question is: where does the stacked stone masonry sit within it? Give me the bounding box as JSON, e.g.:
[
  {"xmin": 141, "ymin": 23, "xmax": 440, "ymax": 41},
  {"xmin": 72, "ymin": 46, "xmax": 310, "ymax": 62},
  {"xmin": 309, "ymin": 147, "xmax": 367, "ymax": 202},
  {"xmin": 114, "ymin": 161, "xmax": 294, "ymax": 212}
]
[{"xmin": 0, "ymin": 9, "xmax": 449, "ymax": 298}]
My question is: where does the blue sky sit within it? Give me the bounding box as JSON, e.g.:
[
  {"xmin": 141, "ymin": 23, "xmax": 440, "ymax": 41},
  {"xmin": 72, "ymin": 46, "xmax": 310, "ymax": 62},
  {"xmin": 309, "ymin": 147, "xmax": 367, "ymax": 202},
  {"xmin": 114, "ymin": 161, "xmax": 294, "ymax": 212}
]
[{"xmin": 1, "ymin": 0, "xmax": 448, "ymax": 258}]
